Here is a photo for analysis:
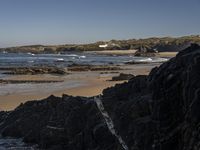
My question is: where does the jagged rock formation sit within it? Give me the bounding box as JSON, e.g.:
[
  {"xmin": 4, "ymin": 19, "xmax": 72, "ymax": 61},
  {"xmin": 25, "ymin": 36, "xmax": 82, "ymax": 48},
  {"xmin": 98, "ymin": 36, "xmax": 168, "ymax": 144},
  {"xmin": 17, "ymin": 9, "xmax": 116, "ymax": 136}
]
[
  {"xmin": 0, "ymin": 44, "xmax": 200, "ymax": 150},
  {"xmin": 134, "ymin": 45, "xmax": 158, "ymax": 57},
  {"xmin": 0, "ymin": 95, "xmax": 122, "ymax": 150}
]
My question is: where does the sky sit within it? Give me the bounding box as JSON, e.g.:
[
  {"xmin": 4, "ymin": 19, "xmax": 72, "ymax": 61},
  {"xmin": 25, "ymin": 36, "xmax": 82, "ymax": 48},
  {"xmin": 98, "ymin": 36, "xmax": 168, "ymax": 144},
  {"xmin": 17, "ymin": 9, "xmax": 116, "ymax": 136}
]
[{"xmin": 0, "ymin": 0, "xmax": 200, "ymax": 47}]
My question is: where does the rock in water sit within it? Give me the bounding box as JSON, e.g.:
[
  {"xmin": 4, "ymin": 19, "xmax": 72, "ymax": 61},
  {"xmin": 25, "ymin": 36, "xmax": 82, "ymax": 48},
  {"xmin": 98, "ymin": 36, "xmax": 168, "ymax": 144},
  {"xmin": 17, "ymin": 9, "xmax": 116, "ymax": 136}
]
[{"xmin": 0, "ymin": 44, "xmax": 200, "ymax": 150}]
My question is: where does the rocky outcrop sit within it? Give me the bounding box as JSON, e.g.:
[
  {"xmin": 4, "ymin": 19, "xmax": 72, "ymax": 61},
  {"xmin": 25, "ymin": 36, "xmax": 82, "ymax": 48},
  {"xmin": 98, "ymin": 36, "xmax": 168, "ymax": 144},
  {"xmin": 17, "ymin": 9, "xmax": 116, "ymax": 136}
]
[
  {"xmin": 0, "ymin": 111, "xmax": 7, "ymax": 123},
  {"xmin": 148, "ymin": 43, "xmax": 200, "ymax": 150},
  {"xmin": 1, "ymin": 67, "xmax": 66, "ymax": 75},
  {"xmin": 0, "ymin": 44, "xmax": 200, "ymax": 150},
  {"xmin": 102, "ymin": 44, "xmax": 200, "ymax": 150},
  {"xmin": 0, "ymin": 79, "xmax": 63, "ymax": 84},
  {"xmin": 68, "ymin": 64, "xmax": 121, "ymax": 72},
  {"xmin": 110, "ymin": 73, "xmax": 135, "ymax": 81},
  {"xmin": 0, "ymin": 95, "xmax": 122, "ymax": 150},
  {"xmin": 134, "ymin": 45, "xmax": 158, "ymax": 57}
]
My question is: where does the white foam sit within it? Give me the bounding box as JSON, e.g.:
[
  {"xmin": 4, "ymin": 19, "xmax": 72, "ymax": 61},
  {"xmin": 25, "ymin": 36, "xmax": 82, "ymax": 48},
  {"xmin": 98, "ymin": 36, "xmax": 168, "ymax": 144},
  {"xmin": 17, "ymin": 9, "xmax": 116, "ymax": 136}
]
[
  {"xmin": 27, "ymin": 53, "xmax": 35, "ymax": 56},
  {"xmin": 65, "ymin": 54, "xmax": 79, "ymax": 57},
  {"xmin": 28, "ymin": 60, "xmax": 34, "ymax": 63},
  {"xmin": 129, "ymin": 57, "xmax": 169, "ymax": 63},
  {"xmin": 55, "ymin": 58, "xmax": 64, "ymax": 62},
  {"xmin": 79, "ymin": 55, "xmax": 86, "ymax": 59},
  {"xmin": 138, "ymin": 58, "xmax": 153, "ymax": 62}
]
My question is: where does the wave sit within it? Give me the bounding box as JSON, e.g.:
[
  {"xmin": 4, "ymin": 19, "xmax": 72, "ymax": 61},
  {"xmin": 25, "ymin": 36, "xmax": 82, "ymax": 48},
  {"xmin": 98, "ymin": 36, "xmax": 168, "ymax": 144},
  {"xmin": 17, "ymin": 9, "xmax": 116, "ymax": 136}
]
[
  {"xmin": 152, "ymin": 57, "xmax": 169, "ymax": 62},
  {"xmin": 28, "ymin": 60, "xmax": 34, "ymax": 63},
  {"xmin": 126, "ymin": 57, "xmax": 169, "ymax": 64},
  {"xmin": 79, "ymin": 55, "xmax": 86, "ymax": 59},
  {"xmin": 137, "ymin": 58, "xmax": 153, "ymax": 62},
  {"xmin": 65, "ymin": 54, "xmax": 79, "ymax": 57},
  {"xmin": 55, "ymin": 58, "xmax": 65, "ymax": 62},
  {"xmin": 27, "ymin": 52, "xmax": 35, "ymax": 56}
]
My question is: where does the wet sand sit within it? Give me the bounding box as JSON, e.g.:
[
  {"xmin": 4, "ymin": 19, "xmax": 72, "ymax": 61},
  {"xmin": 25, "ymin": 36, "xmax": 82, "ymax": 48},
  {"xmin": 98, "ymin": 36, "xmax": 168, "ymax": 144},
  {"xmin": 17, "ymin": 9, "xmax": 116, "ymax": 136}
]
[
  {"xmin": 158, "ymin": 52, "xmax": 178, "ymax": 57},
  {"xmin": 0, "ymin": 77, "xmax": 122, "ymax": 110},
  {"xmin": 0, "ymin": 64, "xmax": 159, "ymax": 111}
]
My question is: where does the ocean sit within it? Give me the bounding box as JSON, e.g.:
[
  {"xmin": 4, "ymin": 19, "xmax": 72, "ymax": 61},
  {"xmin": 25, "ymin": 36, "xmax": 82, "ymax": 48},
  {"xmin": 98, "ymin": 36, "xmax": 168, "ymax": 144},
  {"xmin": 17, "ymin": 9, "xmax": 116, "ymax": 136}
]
[{"xmin": 0, "ymin": 52, "xmax": 168, "ymax": 68}]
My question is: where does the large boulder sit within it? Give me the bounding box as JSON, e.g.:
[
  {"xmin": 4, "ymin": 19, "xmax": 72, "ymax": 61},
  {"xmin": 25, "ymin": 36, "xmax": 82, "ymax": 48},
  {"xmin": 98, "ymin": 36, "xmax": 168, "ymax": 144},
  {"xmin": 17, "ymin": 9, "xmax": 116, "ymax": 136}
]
[
  {"xmin": 0, "ymin": 95, "xmax": 121, "ymax": 150},
  {"xmin": 134, "ymin": 45, "xmax": 158, "ymax": 57}
]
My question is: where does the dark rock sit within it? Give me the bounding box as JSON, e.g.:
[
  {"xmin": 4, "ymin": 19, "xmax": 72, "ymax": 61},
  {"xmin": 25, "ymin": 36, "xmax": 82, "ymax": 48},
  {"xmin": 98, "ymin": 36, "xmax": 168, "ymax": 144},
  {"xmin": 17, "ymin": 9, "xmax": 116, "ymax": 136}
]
[
  {"xmin": 0, "ymin": 79, "xmax": 63, "ymax": 84},
  {"xmin": 68, "ymin": 64, "xmax": 122, "ymax": 71},
  {"xmin": 0, "ymin": 111, "xmax": 8, "ymax": 123},
  {"xmin": 134, "ymin": 45, "xmax": 158, "ymax": 57},
  {"xmin": 125, "ymin": 61, "xmax": 150, "ymax": 64},
  {"xmin": 110, "ymin": 73, "xmax": 135, "ymax": 81},
  {"xmin": 147, "ymin": 43, "xmax": 200, "ymax": 150},
  {"xmin": 1, "ymin": 67, "xmax": 66, "ymax": 75},
  {"xmin": 0, "ymin": 95, "xmax": 121, "ymax": 150}
]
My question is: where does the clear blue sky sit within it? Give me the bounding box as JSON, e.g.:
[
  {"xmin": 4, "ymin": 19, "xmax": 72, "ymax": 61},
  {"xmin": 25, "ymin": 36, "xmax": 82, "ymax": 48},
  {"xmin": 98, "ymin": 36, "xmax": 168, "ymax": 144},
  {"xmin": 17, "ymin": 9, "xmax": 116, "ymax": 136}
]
[{"xmin": 0, "ymin": 0, "xmax": 200, "ymax": 47}]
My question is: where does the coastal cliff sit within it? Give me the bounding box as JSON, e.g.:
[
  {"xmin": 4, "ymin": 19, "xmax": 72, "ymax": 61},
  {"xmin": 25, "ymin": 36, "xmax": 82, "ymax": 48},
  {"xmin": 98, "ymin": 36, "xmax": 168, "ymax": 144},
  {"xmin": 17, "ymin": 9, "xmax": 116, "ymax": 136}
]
[{"xmin": 0, "ymin": 44, "xmax": 200, "ymax": 150}]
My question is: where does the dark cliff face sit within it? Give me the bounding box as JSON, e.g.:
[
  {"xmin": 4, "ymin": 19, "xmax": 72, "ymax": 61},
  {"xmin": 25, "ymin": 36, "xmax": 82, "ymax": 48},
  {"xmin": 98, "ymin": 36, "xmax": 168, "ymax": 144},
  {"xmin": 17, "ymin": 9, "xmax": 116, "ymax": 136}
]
[
  {"xmin": 0, "ymin": 44, "xmax": 200, "ymax": 150},
  {"xmin": 149, "ymin": 43, "xmax": 200, "ymax": 150}
]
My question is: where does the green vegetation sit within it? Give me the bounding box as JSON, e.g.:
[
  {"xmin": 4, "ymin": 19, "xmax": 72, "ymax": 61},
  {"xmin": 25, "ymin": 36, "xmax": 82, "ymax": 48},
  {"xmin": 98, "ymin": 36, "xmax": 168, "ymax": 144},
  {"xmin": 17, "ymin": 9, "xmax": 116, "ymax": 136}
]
[{"xmin": 1, "ymin": 35, "xmax": 200, "ymax": 53}]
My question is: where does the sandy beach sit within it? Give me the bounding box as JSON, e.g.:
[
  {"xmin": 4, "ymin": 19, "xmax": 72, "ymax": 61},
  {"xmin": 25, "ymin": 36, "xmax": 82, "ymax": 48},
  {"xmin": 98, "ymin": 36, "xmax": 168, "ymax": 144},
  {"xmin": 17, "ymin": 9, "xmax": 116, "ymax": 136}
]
[
  {"xmin": 87, "ymin": 49, "xmax": 178, "ymax": 58},
  {"xmin": 158, "ymin": 52, "xmax": 178, "ymax": 57},
  {"xmin": 0, "ymin": 77, "xmax": 122, "ymax": 110},
  {"xmin": 0, "ymin": 63, "xmax": 156, "ymax": 110},
  {"xmin": 87, "ymin": 50, "xmax": 137, "ymax": 55}
]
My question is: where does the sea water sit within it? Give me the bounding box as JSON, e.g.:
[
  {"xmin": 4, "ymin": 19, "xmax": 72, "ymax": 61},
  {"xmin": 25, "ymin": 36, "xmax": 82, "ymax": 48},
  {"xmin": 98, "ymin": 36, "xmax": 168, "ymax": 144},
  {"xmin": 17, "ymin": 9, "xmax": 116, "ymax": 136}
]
[{"xmin": 0, "ymin": 52, "xmax": 168, "ymax": 68}]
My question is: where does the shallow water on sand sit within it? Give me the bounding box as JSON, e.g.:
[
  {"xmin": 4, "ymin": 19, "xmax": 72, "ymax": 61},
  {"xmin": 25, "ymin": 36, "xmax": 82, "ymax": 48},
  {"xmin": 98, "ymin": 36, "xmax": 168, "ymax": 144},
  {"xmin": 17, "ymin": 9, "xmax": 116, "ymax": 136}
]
[{"xmin": 0, "ymin": 80, "xmax": 85, "ymax": 96}]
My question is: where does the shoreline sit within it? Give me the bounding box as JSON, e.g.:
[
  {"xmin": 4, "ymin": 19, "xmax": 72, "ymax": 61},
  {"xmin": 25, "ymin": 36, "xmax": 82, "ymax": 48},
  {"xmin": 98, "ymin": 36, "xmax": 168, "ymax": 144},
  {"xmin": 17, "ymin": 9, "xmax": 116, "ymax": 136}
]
[
  {"xmin": 0, "ymin": 77, "xmax": 123, "ymax": 110},
  {"xmin": 0, "ymin": 63, "xmax": 157, "ymax": 111},
  {"xmin": 86, "ymin": 49, "xmax": 177, "ymax": 57}
]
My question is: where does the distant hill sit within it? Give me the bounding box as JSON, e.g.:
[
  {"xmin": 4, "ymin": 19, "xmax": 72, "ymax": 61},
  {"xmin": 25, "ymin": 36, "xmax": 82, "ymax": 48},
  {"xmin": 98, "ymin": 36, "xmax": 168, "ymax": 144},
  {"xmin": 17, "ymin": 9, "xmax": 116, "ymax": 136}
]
[{"xmin": 1, "ymin": 35, "xmax": 200, "ymax": 53}]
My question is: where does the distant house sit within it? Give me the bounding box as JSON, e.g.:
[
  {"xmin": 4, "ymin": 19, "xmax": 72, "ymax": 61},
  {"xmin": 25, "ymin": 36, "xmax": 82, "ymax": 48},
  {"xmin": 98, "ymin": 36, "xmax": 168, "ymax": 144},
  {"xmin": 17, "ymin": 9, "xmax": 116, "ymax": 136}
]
[{"xmin": 99, "ymin": 44, "xmax": 108, "ymax": 48}]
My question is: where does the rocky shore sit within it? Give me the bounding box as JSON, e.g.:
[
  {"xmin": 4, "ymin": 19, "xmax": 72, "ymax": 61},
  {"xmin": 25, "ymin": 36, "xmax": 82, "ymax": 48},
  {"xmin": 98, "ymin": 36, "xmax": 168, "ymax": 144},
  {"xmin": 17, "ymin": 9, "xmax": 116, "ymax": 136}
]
[
  {"xmin": 0, "ymin": 44, "xmax": 200, "ymax": 150},
  {"xmin": 1, "ymin": 67, "xmax": 66, "ymax": 75},
  {"xmin": 67, "ymin": 64, "xmax": 122, "ymax": 72},
  {"xmin": 0, "ymin": 79, "xmax": 63, "ymax": 84},
  {"xmin": 0, "ymin": 65, "xmax": 122, "ymax": 76}
]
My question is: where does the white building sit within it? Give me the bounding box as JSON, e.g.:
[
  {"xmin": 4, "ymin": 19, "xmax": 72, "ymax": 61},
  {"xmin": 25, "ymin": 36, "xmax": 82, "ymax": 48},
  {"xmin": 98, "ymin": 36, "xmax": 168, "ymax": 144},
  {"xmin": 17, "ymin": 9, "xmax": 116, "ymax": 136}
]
[{"xmin": 99, "ymin": 44, "xmax": 108, "ymax": 48}]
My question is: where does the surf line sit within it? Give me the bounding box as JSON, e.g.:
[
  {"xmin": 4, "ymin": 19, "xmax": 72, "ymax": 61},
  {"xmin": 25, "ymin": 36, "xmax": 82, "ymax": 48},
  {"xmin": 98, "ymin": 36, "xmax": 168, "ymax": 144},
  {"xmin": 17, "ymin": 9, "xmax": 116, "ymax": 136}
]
[{"xmin": 94, "ymin": 95, "xmax": 129, "ymax": 150}]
